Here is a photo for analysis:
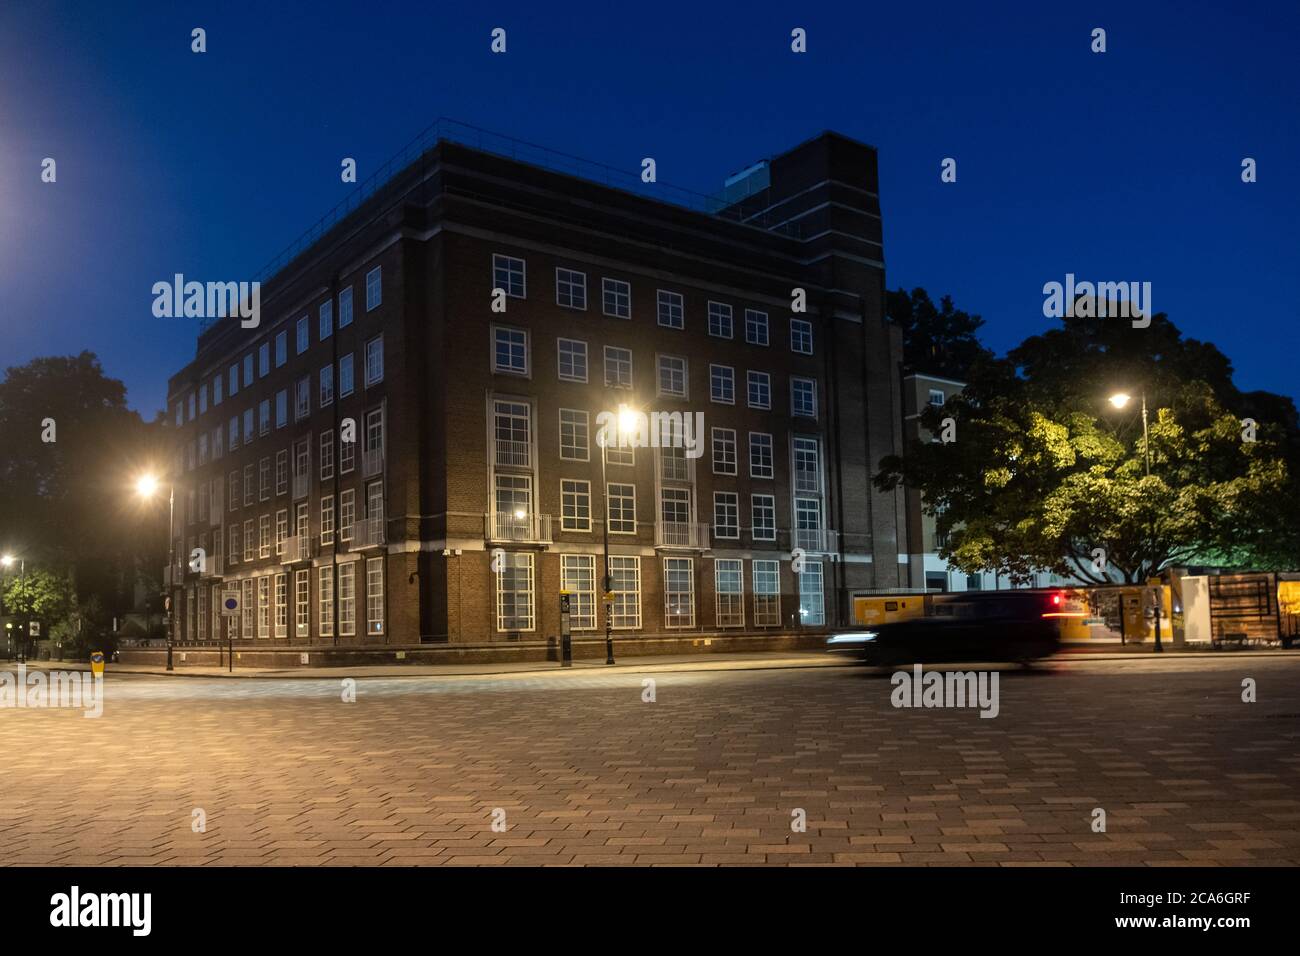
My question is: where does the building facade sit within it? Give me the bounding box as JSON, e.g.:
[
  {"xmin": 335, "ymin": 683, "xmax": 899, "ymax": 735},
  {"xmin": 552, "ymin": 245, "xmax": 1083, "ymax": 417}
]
[{"xmin": 163, "ymin": 127, "xmax": 910, "ymax": 648}]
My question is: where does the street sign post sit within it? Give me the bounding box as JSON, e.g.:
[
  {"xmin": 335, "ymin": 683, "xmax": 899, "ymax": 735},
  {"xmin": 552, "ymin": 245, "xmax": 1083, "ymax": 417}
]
[{"xmin": 559, "ymin": 591, "xmax": 573, "ymax": 667}]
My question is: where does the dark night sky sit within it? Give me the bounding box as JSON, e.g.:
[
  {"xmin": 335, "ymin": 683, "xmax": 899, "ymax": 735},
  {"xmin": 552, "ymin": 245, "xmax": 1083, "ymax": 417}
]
[{"xmin": 1, "ymin": 0, "xmax": 1296, "ymax": 415}]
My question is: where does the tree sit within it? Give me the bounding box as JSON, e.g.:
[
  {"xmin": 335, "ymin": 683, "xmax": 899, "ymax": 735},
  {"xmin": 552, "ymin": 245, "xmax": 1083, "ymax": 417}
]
[
  {"xmin": 2, "ymin": 567, "xmax": 74, "ymax": 625},
  {"xmin": 875, "ymin": 312, "xmax": 1300, "ymax": 583},
  {"xmin": 887, "ymin": 287, "xmax": 994, "ymax": 380}
]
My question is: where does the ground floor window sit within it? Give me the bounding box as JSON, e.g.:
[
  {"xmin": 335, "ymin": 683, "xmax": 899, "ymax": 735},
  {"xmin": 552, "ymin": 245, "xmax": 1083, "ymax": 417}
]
[
  {"xmin": 241, "ymin": 578, "xmax": 255, "ymax": 639},
  {"xmin": 560, "ymin": 554, "xmax": 596, "ymax": 630},
  {"xmin": 196, "ymin": 586, "xmax": 207, "ymax": 640},
  {"xmin": 663, "ymin": 557, "xmax": 695, "ymax": 628},
  {"xmin": 295, "ymin": 570, "xmax": 310, "ymax": 637},
  {"xmin": 186, "ymin": 586, "xmax": 196, "ymax": 641},
  {"xmin": 495, "ymin": 552, "xmax": 534, "ymax": 631},
  {"xmin": 366, "ymin": 557, "xmax": 385, "ymax": 635},
  {"xmin": 753, "ymin": 559, "xmax": 781, "ymax": 627},
  {"xmin": 798, "ymin": 560, "xmax": 825, "ymax": 626},
  {"xmin": 339, "ymin": 562, "xmax": 356, "ymax": 636},
  {"xmin": 609, "ymin": 556, "xmax": 641, "ymax": 629},
  {"xmin": 274, "ymin": 573, "xmax": 288, "ymax": 638},
  {"xmin": 319, "ymin": 565, "xmax": 334, "ymax": 636},
  {"xmin": 258, "ymin": 576, "xmax": 271, "ymax": 638},
  {"xmin": 715, "ymin": 559, "xmax": 745, "ymax": 628}
]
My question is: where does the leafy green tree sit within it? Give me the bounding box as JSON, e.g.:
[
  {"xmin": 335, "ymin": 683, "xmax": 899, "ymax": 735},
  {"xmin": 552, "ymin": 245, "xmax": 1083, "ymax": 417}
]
[
  {"xmin": 2, "ymin": 566, "xmax": 74, "ymax": 624},
  {"xmin": 876, "ymin": 313, "xmax": 1300, "ymax": 583},
  {"xmin": 887, "ymin": 287, "xmax": 994, "ymax": 380}
]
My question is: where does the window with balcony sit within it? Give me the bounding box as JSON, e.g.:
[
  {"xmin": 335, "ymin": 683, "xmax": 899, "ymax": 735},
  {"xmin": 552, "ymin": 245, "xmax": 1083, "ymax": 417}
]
[
  {"xmin": 660, "ymin": 444, "xmax": 689, "ymax": 483},
  {"xmin": 793, "ymin": 436, "xmax": 820, "ymax": 492},
  {"xmin": 493, "ymin": 475, "xmax": 533, "ymax": 539},
  {"xmin": 494, "ymin": 400, "xmax": 531, "ymax": 468}
]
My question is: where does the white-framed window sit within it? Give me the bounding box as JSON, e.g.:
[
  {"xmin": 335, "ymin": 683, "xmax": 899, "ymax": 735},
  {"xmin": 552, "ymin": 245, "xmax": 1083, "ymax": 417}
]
[
  {"xmin": 495, "ymin": 552, "xmax": 534, "ymax": 631},
  {"xmin": 493, "ymin": 254, "xmax": 526, "ymax": 298},
  {"xmin": 240, "ymin": 578, "xmax": 254, "ymax": 639},
  {"xmin": 793, "ymin": 436, "xmax": 821, "ymax": 494},
  {"xmin": 929, "ymin": 389, "xmax": 946, "ymax": 407},
  {"xmin": 243, "ymin": 517, "xmax": 254, "ymax": 561},
  {"xmin": 259, "ymin": 514, "xmax": 271, "ymax": 558},
  {"xmin": 275, "ymin": 330, "xmax": 287, "ymax": 368},
  {"xmin": 258, "ymin": 342, "xmax": 270, "ymax": 377},
  {"xmin": 555, "ymin": 268, "xmax": 587, "ymax": 310},
  {"xmin": 712, "ymin": 428, "xmax": 737, "ymax": 475},
  {"xmin": 753, "ymin": 560, "xmax": 781, "ymax": 627},
  {"xmin": 257, "ymin": 577, "xmax": 271, "ymax": 638},
  {"xmin": 227, "ymin": 523, "xmax": 239, "ymax": 566},
  {"xmin": 339, "ymin": 490, "xmax": 355, "ymax": 542},
  {"xmin": 366, "ymin": 557, "xmax": 384, "ymax": 635},
  {"xmin": 715, "ymin": 558, "xmax": 745, "ymax": 628},
  {"xmin": 709, "ymin": 364, "xmax": 735, "ymax": 404},
  {"xmin": 660, "ymin": 488, "xmax": 691, "ymax": 531},
  {"xmin": 493, "ymin": 326, "xmax": 529, "ymax": 376},
  {"xmin": 708, "ymin": 301, "xmax": 733, "ymax": 338},
  {"xmin": 295, "ymin": 569, "xmax": 310, "ymax": 636},
  {"xmin": 795, "ymin": 496, "xmax": 823, "ymax": 540},
  {"xmin": 340, "ymin": 429, "xmax": 356, "ymax": 474},
  {"xmin": 603, "ymin": 346, "xmax": 632, "ymax": 389},
  {"xmin": 274, "ymin": 573, "xmax": 288, "ymax": 638},
  {"xmin": 604, "ymin": 440, "xmax": 634, "ymax": 467},
  {"xmin": 319, "ymin": 299, "xmax": 333, "ymax": 341},
  {"xmin": 243, "ymin": 464, "xmax": 255, "ymax": 507},
  {"xmin": 663, "ymin": 557, "xmax": 695, "ymax": 629},
  {"xmin": 750, "ymin": 432, "xmax": 774, "ymax": 479},
  {"xmin": 339, "ymin": 353, "xmax": 355, "ymax": 397},
  {"xmin": 320, "ymin": 430, "xmax": 335, "ymax": 481},
  {"xmin": 657, "ymin": 354, "xmax": 687, "ymax": 398},
  {"xmin": 275, "ymin": 509, "xmax": 287, "ymax": 556},
  {"xmin": 791, "ymin": 318, "xmax": 814, "ymax": 355},
  {"xmin": 751, "ymin": 494, "xmax": 776, "ymax": 541},
  {"xmin": 744, "ymin": 309, "xmax": 769, "ymax": 346},
  {"xmin": 339, "ymin": 286, "xmax": 353, "ymax": 328},
  {"xmin": 295, "ymin": 377, "xmax": 310, "ymax": 421},
  {"xmin": 713, "ymin": 492, "xmax": 739, "ymax": 539},
  {"xmin": 560, "ymin": 555, "xmax": 596, "ymax": 630},
  {"xmin": 320, "ymin": 495, "xmax": 335, "ymax": 546},
  {"xmin": 258, "ymin": 399, "xmax": 270, "ymax": 436},
  {"xmin": 275, "ymin": 389, "xmax": 288, "ymax": 428},
  {"xmin": 602, "ymin": 277, "xmax": 631, "ymax": 318},
  {"xmin": 558, "ymin": 408, "xmax": 589, "ymax": 462},
  {"xmin": 365, "ymin": 266, "xmax": 382, "ymax": 311},
  {"xmin": 296, "ymin": 316, "xmax": 309, "ymax": 355},
  {"xmin": 660, "ymin": 444, "xmax": 689, "ymax": 483},
  {"xmin": 557, "ymin": 338, "xmax": 588, "ymax": 383},
  {"xmin": 798, "ymin": 560, "xmax": 825, "ymax": 626},
  {"xmin": 365, "ymin": 335, "xmax": 384, "ymax": 385},
  {"xmin": 791, "ymin": 377, "xmax": 817, "ymax": 418},
  {"xmin": 227, "ymin": 471, "xmax": 239, "ymax": 514},
  {"xmin": 319, "ymin": 364, "xmax": 334, "ymax": 406},
  {"xmin": 258, "ymin": 457, "xmax": 271, "ymax": 501},
  {"xmin": 493, "ymin": 400, "xmax": 532, "ymax": 468},
  {"xmin": 657, "ymin": 289, "xmax": 683, "ymax": 329},
  {"xmin": 747, "ymin": 370, "xmax": 771, "ymax": 409},
  {"xmin": 338, "ymin": 561, "xmax": 356, "ymax": 635},
  {"xmin": 609, "ymin": 556, "xmax": 641, "ymax": 629},
  {"xmin": 607, "ymin": 483, "xmax": 636, "ymax": 534},
  {"xmin": 560, "ymin": 479, "xmax": 591, "ymax": 531},
  {"xmin": 276, "ymin": 450, "xmax": 288, "ymax": 495},
  {"xmin": 318, "ymin": 565, "xmax": 334, "ymax": 636}
]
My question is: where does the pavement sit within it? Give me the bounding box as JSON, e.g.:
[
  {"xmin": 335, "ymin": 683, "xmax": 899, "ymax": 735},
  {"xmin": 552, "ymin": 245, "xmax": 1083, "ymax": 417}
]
[{"xmin": 2, "ymin": 652, "xmax": 1298, "ymax": 866}]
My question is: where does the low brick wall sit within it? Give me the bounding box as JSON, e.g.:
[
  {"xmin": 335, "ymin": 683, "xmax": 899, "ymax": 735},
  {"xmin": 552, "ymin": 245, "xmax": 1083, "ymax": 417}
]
[{"xmin": 116, "ymin": 632, "xmax": 833, "ymax": 669}]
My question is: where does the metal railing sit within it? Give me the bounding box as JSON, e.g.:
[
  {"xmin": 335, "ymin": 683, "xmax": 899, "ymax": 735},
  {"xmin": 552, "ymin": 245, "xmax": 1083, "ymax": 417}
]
[
  {"xmin": 362, "ymin": 446, "xmax": 385, "ymax": 478},
  {"xmin": 353, "ymin": 517, "xmax": 386, "ymax": 549},
  {"xmin": 485, "ymin": 512, "xmax": 553, "ymax": 545},
  {"xmin": 655, "ymin": 521, "xmax": 710, "ymax": 549},
  {"xmin": 793, "ymin": 528, "xmax": 840, "ymax": 553},
  {"xmin": 280, "ymin": 535, "xmax": 316, "ymax": 564},
  {"xmin": 292, "ymin": 472, "xmax": 309, "ymax": 499},
  {"xmin": 494, "ymin": 438, "xmax": 531, "ymax": 469}
]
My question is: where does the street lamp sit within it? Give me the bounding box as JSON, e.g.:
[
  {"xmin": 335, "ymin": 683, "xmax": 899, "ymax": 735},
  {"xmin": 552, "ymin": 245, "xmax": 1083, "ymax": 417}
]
[
  {"xmin": 1, "ymin": 553, "xmax": 27, "ymax": 662},
  {"xmin": 598, "ymin": 404, "xmax": 640, "ymax": 666},
  {"xmin": 1106, "ymin": 389, "xmax": 1161, "ymax": 652},
  {"xmin": 136, "ymin": 473, "xmax": 176, "ymax": 671}
]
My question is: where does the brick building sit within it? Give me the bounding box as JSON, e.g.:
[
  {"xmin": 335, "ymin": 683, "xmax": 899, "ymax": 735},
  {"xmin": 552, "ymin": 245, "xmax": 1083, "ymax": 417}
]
[{"xmin": 162, "ymin": 123, "xmax": 910, "ymax": 653}]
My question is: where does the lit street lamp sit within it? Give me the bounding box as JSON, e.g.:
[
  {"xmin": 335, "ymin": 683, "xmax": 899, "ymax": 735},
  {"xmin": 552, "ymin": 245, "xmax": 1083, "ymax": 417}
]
[
  {"xmin": 136, "ymin": 473, "xmax": 176, "ymax": 671},
  {"xmin": 1106, "ymin": 389, "xmax": 1161, "ymax": 652},
  {"xmin": 1, "ymin": 553, "xmax": 28, "ymax": 662}
]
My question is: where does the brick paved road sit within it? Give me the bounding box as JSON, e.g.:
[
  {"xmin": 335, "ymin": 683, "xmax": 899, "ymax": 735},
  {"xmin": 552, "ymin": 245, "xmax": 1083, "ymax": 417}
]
[{"xmin": 2, "ymin": 655, "xmax": 1298, "ymax": 866}]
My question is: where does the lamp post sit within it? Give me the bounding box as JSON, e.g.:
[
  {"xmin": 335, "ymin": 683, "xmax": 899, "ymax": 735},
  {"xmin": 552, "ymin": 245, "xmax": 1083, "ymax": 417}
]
[
  {"xmin": 598, "ymin": 404, "xmax": 639, "ymax": 666},
  {"xmin": 1, "ymin": 554, "xmax": 27, "ymax": 662},
  {"xmin": 1107, "ymin": 390, "xmax": 1162, "ymax": 652},
  {"xmin": 136, "ymin": 474, "xmax": 176, "ymax": 671}
]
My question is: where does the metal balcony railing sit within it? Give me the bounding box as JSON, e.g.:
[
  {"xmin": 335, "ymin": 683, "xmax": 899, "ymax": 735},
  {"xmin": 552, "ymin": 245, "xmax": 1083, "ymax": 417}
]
[
  {"xmin": 793, "ymin": 528, "xmax": 839, "ymax": 553},
  {"xmin": 292, "ymin": 472, "xmax": 309, "ymax": 499},
  {"xmin": 485, "ymin": 512, "xmax": 553, "ymax": 545},
  {"xmin": 353, "ymin": 517, "xmax": 386, "ymax": 549},
  {"xmin": 494, "ymin": 438, "xmax": 531, "ymax": 469},
  {"xmin": 655, "ymin": 521, "xmax": 710, "ymax": 550},
  {"xmin": 280, "ymin": 535, "xmax": 316, "ymax": 564},
  {"xmin": 362, "ymin": 446, "xmax": 385, "ymax": 478},
  {"xmin": 794, "ymin": 469, "xmax": 821, "ymax": 494}
]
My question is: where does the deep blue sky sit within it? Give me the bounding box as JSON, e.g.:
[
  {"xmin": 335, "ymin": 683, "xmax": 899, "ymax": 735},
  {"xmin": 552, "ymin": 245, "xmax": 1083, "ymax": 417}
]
[{"xmin": 2, "ymin": 0, "xmax": 1296, "ymax": 415}]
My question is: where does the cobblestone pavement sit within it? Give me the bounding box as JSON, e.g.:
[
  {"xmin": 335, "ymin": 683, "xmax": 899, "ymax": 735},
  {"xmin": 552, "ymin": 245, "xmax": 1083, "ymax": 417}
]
[{"xmin": 1, "ymin": 655, "xmax": 1298, "ymax": 866}]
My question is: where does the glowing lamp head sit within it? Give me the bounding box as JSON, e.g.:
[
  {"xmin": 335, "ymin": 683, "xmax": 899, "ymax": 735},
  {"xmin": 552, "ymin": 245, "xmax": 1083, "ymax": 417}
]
[
  {"xmin": 0, "ymin": 555, "xmax": 13, "ymax": 568},
  {"xmin": 616, "ymin": 405, "xmax": 638, "ymax": 435},
  {"xmin": 1108, "ymin": 393, "xmax": 1131, "ymax": 409},
  {"xmin": 135, "ymin": 475, "xmax": 160, "ymax": 498}
]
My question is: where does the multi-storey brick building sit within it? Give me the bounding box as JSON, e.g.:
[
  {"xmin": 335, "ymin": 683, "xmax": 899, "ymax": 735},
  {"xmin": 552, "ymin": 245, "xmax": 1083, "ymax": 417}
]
[{"xmin": 162, "ymin": 123, "xmax": 909, "ymax": 655}]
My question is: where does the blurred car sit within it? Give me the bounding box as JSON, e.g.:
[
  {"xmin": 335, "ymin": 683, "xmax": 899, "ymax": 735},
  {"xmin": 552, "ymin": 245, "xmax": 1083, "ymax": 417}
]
[{"xmin": 827, "ymin": 590, "xmax": 1065, "ymax": 666}]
